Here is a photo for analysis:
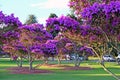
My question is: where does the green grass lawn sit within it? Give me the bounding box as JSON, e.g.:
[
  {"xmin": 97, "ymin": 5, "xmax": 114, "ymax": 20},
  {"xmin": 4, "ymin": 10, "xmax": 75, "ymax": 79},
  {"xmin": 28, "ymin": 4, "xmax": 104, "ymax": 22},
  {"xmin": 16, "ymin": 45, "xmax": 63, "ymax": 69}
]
[{"xmin": 0, "ymin": 58, "xmax": 120, "ymax": 80}]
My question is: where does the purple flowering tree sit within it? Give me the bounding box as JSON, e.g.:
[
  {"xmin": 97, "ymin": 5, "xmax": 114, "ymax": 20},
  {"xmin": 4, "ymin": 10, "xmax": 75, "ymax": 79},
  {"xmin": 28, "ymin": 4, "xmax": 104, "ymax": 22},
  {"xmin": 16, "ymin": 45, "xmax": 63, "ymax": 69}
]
[
  {"xmin": 44, "ymin": 37, "xmax": 72, "ymax": 65},
  {"xmin": 56, "ymin": 37, "xmax": 72, "ymax": 64},
  {"xmin": 2, "ymin": 30, "xmax": 26, "ymax": 67},
  {"xmin": 46, "ymin": 15, "xmax": 95, "ymax": 66},
  {"xmin": 69, "ymin": 1, "xmax": 120, "ymax": 54},
  {"xmin": 68, "ymin": 0, "xmax": 120, "ymax": 18},
  {"xmin": 0, "ymin": 11, "xmax": 22, "ymax": 55},
  {"xmin": 0, "ymin": 12, "xmax": 22, "ymax": 33},
  {"xmin": 81, "ymin": 1, "xmax": 120, "ymax": 57},
  {"xmin": 41, "ymin": 42, "xmax": 58, "ymax": 64},
  {"xmin": 70, "ymin": 1, "xmax": 120, "ymax": 80},
  {"xmin": 18, "ymin": 23, "xmax": 53, "ymax": 70}
]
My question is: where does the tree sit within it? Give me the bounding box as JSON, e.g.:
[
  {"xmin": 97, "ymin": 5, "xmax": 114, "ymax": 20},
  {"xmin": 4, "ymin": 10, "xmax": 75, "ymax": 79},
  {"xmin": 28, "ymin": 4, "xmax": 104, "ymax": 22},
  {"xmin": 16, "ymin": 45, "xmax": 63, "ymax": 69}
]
[
  {"xmin": 80, "ymin": 1, "xmax": 120, "ymax": 54},
  {"xmin": 18, "ymin": 23, "xmax": 53, "ymax": 70},
  {"xmin": 0, "ymin": 12, "xmax": 22, "ymax": 33},
  {"xmin": 24, "ymin": 14, "xmax": 38, "ymax": 25},
  {"xmin": 68, "ymin": 1, "xmax": 120, "ymax": 80},
  {"xmin": 49, "ymin": 13, "xmax": 58, "ymax": 18},
  {"xmin": 41, "ymin": 42, "xmax": 58, "ymax": 64},
  {"xmin": 68, "ymin": 0, "xmax": 120, "ymax": 18},
  {"xmin": 0, "ymin": 11, "xmax": 22, "ymax": 58},
  {"xmin": 46, "ymin": 15, "xmax": 94, "ymax": 66},
  {"xmin": 2, "ymin": 23, "xmax": 53, "ymax": 70},
  {"xmin": 2, "ymin": 29, "xmax": 28, "ymax": 68}
]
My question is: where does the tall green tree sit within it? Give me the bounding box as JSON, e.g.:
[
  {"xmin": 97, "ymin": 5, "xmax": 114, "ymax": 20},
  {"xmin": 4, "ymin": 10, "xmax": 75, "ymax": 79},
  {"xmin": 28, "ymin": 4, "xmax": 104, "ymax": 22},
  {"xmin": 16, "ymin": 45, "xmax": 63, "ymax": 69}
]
[
  {"xmin": 25, "ymin": 14, "xmax": 38, "ymax": 25},
  {"xmin": 49, "ymin": 13, "xmax": 58, "ymax": 18},
  {"xmin": 67, "ymin": 13, "xmax": 77, "ymax": 20}
]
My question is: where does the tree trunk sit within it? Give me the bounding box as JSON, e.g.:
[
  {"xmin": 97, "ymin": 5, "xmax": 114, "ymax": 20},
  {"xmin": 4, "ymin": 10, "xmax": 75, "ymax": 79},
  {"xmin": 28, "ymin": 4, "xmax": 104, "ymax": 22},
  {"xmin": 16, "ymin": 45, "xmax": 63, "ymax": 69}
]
[
  {"xmin": 90, "ymin": 47, "xmax": 120, "ymax": 80},
  {"xmin": 74, "ymin": 53, "xmax": 81, "ymax": 67},
  {"xmin": 52, "ymin": 56, "xmax": 54, "ymax": 61},
  {"xmin": 117, "ymin": 58, "xmax": 120, "ymax": 65},
  {"xmin": 57, "ymin": 56, "xmax": 61, "ymax": 65},
  {"xmin": 29, "ymin": 56, "xmax": 33, "ymax": 70},
  {"xmin": 19, "ymin": 57, "xmax": 22, "ymax": 67},
  {"xmin": 101, "ymin": 63, "xmax": 120, "ymax": 80},
  {"xmin": 28, "ymin": 52, "xmax": 33, "ymax": 70},
  {"xmin": 74, "ymin": 53, "xmax": 78, "ymax": 67},
  {"xmin": 15, "ymin": 59, "xmax": 20, "ymax": 67},
  {"xmin": 29, "ymin": 60, "xmax": 33, "ymax": 70},
  {"xmin": 44, "ymin": 56, "xmax": 48, "ymax": 64},
  {"xmin": 77, "ymin": 58, "xmax": 81, "ymax": 67}
]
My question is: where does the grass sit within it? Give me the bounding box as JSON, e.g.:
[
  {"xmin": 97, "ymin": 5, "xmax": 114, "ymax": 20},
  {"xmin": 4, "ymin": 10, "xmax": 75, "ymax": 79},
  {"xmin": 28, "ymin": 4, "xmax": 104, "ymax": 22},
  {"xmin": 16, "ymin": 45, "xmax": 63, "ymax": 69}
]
[{"xmin": 0, "ymin": 58, "xmax": 120, "ymax": 80}]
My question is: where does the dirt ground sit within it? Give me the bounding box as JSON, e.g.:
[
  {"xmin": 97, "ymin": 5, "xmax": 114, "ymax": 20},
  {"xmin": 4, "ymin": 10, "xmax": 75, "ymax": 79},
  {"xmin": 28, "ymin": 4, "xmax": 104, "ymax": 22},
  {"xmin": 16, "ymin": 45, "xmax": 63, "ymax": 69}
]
[{"xmin": 6, "ymin": 64, "xmax": 92, "ymax": 74}]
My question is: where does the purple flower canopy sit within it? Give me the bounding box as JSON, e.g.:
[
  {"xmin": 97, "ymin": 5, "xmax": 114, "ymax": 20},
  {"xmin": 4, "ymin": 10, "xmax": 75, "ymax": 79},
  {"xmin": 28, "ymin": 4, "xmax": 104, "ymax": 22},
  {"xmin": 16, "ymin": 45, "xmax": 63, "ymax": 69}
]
[
  {"xmin": 30, "ymin": 41, "xmax": 58, "ymax": 55},
  {"xmin": 81, "ymin": 1, "xmax": 120, "ymax": 24},
  {"xmin": 46, "ymin": 15, "xmax": 103, "ymax": 38},
  {"xmin": 79, "ymin": 46, "xmax": 94, "ymax": 55},
  {"xmin": 15, "ymin": 42, "xmax": 27, "ymax": 51},
  {"xmin": 31, "ymin": 49, "xmax": 43, "ymax": 54},
  {"xmin": 19, "ymin": 23, "xmax": 44, "ymax": 32},
  {"xmin": 4, "ymin": 14, "xmax": 22, "ymax": 26},
  {"xmin": 79, "ymin": 25, "xmax": 103, "ymax": 36},
  {"xmin": 46, "ymin": 40, "xmax": 58, "ymax": 44},
  {"xmin": 81, "ymin": 1, "xmax": 120, "ymax": 35},
  {"xmin": 46, "ymin": 18, "xmax": 59, "ymax": 27},
  {"xmin": 81, "ymin": 1, "xmax": 117, "ymax": 18},
  {"xmin": 19, "ymin": 23, "xmax": 53, "ymax": 40},
  {"xmin": 30, "ymin": 45, "xmax": 43, "ymax": 54},
  {"xmin": 3, "ymin": 30, "xmax": 20, "ymax": 39},
  {"xmin": 58, "ymin": 16, "xmax": 80, "ymax": 30},
  {"xmin": 41, "ymin": 42, "xmax": 58, "ymax": 55},
  {"xmin": 46, "ymin": 16, "xmax": 80, "ymax": 35},
  {"xmin": 0, "ymin": 11, "xmax": 5, "ymax": 23},
  {"xmin": 0, "ymin": 11, "xmax": 22, "ymax": 27}
]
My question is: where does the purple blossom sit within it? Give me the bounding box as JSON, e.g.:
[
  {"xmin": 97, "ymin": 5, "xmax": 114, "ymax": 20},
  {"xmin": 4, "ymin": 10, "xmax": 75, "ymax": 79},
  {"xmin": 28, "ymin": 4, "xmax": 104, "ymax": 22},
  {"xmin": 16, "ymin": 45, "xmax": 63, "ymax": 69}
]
[
  {"xmin": 3, "ymin": 30, "xmax": 20, "ymax": 41},
  {"xmin": 79, "ymin": 46, "xmax": 94, "ymax": 55},
  {"xmin": 81, "ymin": 1, "xmax": 120, "ymax": 35},
  {"xmin": 12, "ymin": 56, "xmax": 18, "ymax": 60},
  {"xmin": 41, "ymin": 43, "xmax": 58, "ymax": 56},
  {"xmin": 46, "ymin": 16, "xmax": 80, "ymax": 37},
  {"xmin": 30, "ymin": 45, "xmax": 43, "ymax": 54},
  {"xmin": 31, "ymin": 49, "xmax": 43, "ymax": 54},
  {"xmin": 90, "ymin": 35, "xmax": 97, "ymax": 41},
  {"xmin": 46, "ymin": 40, "xmax": 58, "ymax": 44},
  {"xmin": 46, "ymin": 18, "xmax": 59, "ymax": 27},
  {"xmin": 0, "ymin": 11, "xmax": 5, "ymax": 23},
  {"xmin": 58, "ymin": 16, "xmax": 80, "ymax": 31},
  {"xmin": 4, "ymin": 14, "xmax": 22, "ymax": 26},
  {"xmin": 80, "ymin": 25, "xmax": 91, "ymax": 36}
]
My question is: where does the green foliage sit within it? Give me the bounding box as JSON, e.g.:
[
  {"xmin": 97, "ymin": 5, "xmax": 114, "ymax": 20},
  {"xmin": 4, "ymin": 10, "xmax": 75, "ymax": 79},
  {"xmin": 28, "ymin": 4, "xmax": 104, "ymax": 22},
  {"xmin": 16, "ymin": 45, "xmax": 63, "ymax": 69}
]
[
  {"xmin": 24, "ymin": 14, "xmax": 38, "ymax": 25},
  {"xmin": 67, "ymin": 13, "xmax": 77, "ymax": 20},
  {"xmin": 49, "ymin": 13, "xmax": 58, "ymax": 18}
]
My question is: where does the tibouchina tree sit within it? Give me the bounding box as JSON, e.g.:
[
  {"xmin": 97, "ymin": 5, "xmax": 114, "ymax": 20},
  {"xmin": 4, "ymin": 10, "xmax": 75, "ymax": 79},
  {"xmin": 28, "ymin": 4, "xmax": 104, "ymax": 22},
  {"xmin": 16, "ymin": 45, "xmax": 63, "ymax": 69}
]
[
  {"xmin": 0, "ymin": 11, "xmax": 22, "ymax": 48},
  {"xmin": 0, "ymin": 11, "xmax": 22, "ymax": 67},
  {"xmin": 2, "ymin": 30, "xmax": 26, "ymax": 67},
  {"xmin": 69, "ymin": 0, "xmax": 120, "ymax": 52},
  {"xmin": 46, "ymin": 16, "xmax": 94, "ymax": 66},
  {"xmin": 18, "ymin": 23, "xmax": 53, "ymax": 70},
  {"xmin": 81, "ymin": 1, "xmax": 120, "ymax": 57},
  {"xmin": 79, "ymin": 1, "xmax": 120, "ymax": 80},
  {"xmin": 68, "ymin": 0, "xmax": 120, "ymax": 18}
]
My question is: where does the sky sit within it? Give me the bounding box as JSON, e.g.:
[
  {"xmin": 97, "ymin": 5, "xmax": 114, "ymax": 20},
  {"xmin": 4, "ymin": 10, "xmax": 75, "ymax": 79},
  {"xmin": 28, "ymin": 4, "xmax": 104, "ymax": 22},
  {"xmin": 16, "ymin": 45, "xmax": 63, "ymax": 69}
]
[{"xmin": 0, "ymin": 0, "xmax": 70, "ymax": 25}]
